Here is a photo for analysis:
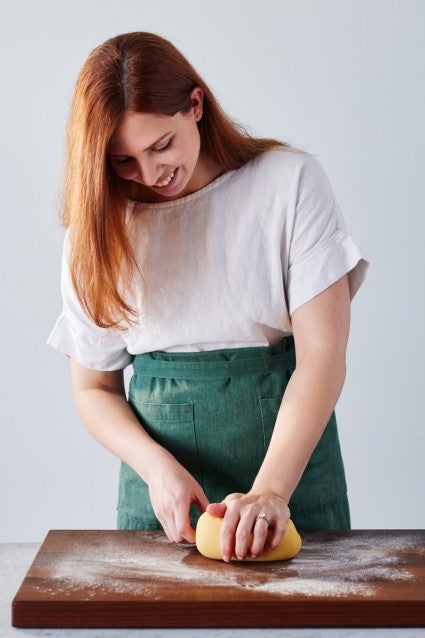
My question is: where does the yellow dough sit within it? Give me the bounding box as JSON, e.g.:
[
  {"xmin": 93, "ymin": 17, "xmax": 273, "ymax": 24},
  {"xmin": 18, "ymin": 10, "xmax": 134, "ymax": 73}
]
[{"xmin": 195, "ymin": 512, "xmax": 302, "ymax": 561}]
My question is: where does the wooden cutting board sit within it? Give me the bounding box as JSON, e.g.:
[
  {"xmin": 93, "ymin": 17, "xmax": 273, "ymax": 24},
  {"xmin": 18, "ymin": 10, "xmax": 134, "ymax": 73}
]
[{"xmin": 12, "ymin": 529, "xmax": 425, "ymax": 628}]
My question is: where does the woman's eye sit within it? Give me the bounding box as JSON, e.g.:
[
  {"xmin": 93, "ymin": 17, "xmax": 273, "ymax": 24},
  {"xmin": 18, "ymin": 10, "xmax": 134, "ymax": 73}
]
[
  {"xmin": 114, "ymin": 156, "xmax": 131, "ymax": 165},
  {"xmin": 153, "ymin": 139, "xmax": 172, "ymax": 153}
]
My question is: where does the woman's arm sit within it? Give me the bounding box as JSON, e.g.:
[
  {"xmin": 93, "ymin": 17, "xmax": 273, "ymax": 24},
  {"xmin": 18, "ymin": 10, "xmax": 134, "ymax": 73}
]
[
  {"xmin": 69, "ymin": 359, "xmax": 208, "ymax": 542},
  {"xmin": 210, "ymin": 274, "xmax": 351, "ymax": 561}
]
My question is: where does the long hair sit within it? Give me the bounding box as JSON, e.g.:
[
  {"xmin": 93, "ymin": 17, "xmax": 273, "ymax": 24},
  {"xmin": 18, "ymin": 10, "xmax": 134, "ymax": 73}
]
[{"xmin": 63, "ymin": 32, "xmax": 301, "ymax": 328}]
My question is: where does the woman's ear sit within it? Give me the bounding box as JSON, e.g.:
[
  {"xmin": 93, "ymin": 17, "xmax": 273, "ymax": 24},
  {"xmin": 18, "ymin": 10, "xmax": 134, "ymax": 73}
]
[{"xmin": 190, "ymin": 86, "xmax": 204, "ymax": 121}]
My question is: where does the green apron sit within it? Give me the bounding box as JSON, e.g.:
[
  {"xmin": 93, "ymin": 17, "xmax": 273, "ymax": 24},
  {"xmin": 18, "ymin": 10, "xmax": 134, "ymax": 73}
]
[{"xmin": 117, "ymin": 336, "xmax": 350, "ymax": 531}]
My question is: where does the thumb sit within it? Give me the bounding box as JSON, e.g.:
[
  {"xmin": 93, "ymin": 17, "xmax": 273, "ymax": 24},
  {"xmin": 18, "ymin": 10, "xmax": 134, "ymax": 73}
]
[
  {"xmin": 206, "ymin": 502, "xmax": 226, "ymax": 518},
  {"xmin": 194, "ymin": 486, "xmax": 210, "ymax": 513}
]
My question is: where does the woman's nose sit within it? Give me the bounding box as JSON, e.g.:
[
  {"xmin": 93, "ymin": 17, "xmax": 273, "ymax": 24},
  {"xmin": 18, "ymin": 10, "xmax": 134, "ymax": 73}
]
[{"xmin": 137, "ymin": 158, "xmax": 160, "ymax": 187}]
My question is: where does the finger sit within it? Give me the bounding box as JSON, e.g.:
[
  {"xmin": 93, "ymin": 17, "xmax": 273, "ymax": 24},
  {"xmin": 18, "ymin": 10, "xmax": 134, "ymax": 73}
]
[
  {"xmin": 206, "ymin": 502, "xmax": 226, "ymax": 518},
  {"xmin": 223, "ymin": 492, "xmax": 244, "ymax": 506},
  {"xmin": 182, "ymin": 524, "xmax": 196, "ymax": 544},
  {"xmin": 220, "ymin": 507, "xmax": 240, "ymax": 562},
  {"xmin": 234, "ymin": 513, "xmax": 257, "ymax": 560},
  {"xmin": 173, "ymin": 502, "xmax": 196, "ymax": 544},
  {"xmin": 158, "ymin": 496, "xmax": 183, "ymax": 542},
  {"xmin": 159, "ymin": 516, "xmax": 175, "ymax": 543},
  {"xmin": 265, "ymin": 519, "xmax": 286, "ymax": 551},
  {"xmin": 194, "ymin": 487, "xmax": 210, "ymax": 514},
  {"xmin": 162, "ymin": 513, "xmax": 181, "ymax": 544},
  {"xmin": 249, "ymin": 516, "xmax": 270, "ymax": 557},
  {"xmin": 173, "ymin": 518, "xmax": 195, "ymax": 544}
]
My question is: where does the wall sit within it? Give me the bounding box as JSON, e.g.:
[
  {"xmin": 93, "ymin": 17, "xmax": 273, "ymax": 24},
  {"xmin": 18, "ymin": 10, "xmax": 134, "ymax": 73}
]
[{"xmin": 1, "ymin": 0, "xmax": 424, "ymax": 541}]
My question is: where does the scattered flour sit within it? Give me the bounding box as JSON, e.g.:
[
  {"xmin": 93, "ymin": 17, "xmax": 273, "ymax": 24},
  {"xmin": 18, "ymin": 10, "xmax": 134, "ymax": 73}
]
[{"xmin": 31, "ymin": 530, "xmax": 422, "ymax": 600}]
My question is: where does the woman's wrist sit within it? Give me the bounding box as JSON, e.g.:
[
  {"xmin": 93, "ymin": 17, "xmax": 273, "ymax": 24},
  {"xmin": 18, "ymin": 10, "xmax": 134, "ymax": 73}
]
[
  {"xmin": 137, "ymin": 443, "xmax": 180, "ymax": 485},
  {"xmin": 249, "ymin": 485, "xmax": 290, "ymax": 509}
]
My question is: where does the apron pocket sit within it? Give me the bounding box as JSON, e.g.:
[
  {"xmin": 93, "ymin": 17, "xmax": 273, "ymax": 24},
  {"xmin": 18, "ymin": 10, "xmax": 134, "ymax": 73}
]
[{"xmin": 128, "ymin": 398, "xmax": 202, "ymax": 486}]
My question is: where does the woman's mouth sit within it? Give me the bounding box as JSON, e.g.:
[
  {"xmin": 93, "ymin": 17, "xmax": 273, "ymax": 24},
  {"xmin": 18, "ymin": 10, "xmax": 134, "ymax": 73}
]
[{"xmin": 154, "ymin": 168, "xmax": 178, "ymax": 189}]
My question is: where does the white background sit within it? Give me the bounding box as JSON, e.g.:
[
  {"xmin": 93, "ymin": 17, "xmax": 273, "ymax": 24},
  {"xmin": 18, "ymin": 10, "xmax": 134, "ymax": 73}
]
[{"xmin": 1, "ymin": 0, "xmax": 424, "ymax": 542}]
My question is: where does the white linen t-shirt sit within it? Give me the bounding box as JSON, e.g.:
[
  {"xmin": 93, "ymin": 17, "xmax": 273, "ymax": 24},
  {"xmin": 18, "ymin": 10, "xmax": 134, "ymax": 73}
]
[{"xmin": 47, "ymin": 149, "xmax": 368, "ymax": 370}]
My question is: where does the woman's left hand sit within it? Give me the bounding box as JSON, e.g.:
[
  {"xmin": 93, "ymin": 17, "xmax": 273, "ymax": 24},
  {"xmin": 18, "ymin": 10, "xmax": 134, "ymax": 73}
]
[{"xmin": 206, "ymin": 491, "xmax": 290, "ymax": 562}]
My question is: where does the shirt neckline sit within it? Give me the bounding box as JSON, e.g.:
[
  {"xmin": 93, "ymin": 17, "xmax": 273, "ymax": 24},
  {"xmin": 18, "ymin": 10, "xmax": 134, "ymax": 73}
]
[{"xmin": 129, "ymin": 168, "xmax": 236, "ymax": 210}]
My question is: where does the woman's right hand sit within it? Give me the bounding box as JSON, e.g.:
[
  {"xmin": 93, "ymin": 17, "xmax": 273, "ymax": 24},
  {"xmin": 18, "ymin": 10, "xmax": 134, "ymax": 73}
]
[
  {"xmin": 69, "ymin": 359, "xmax": 208, "ymax": 544},
  {"xmin": 147, "ymin": 453, "xmax": 209, "ymax": 544}
]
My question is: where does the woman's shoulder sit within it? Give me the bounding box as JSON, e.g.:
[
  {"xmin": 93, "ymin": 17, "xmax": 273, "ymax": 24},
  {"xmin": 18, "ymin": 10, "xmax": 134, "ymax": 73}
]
[
  {"xmin": 243, "ymin": 147, "xmax": 318, "ymax": 181},
  {"xmin": 232, "ymin": 147, "xmax": 320, "ymax": 195},
  {"xmin": 247, "ymin": 149, "xmax": 339, "ymax": 202},
  {"xmin": 257, "ymin": 146, "xmax": 315, "ymax": 167}
]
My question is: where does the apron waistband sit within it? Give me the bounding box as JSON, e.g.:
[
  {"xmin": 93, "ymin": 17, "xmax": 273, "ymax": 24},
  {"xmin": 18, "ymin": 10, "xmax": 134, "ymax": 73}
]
[{"xmin": 132, "ymin": 338, "xmax": 296, "ymax": 379}]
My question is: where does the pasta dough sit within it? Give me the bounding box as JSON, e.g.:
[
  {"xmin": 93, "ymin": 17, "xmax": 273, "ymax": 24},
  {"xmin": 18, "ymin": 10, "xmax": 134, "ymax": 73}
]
[{"xmin": 195, "ymin": 512, "xmax": 302, "ymax": 561}]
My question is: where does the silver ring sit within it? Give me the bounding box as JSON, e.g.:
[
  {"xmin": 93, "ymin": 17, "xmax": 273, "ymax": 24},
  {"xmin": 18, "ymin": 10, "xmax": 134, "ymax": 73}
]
[{"xmin": 256, "ymin": 512, "xmax": 270, "ymax": 525}]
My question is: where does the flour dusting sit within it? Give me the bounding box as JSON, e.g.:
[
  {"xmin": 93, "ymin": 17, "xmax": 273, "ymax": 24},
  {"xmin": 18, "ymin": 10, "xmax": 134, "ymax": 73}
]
[{"xmin": 31, "ymin": 530, "xmax": 422, "ymax": 600}]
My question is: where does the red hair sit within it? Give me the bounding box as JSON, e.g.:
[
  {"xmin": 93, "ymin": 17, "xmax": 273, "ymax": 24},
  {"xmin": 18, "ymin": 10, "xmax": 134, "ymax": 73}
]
[{"xmin": 63, "ymin": 32, "xmax": 302, "ymax": 328}]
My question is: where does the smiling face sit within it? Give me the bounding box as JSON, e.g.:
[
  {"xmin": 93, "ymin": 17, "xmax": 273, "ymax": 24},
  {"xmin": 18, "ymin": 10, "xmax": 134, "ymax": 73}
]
[{"xmin": 109, "ymin": 87, "xmax": 220, "ymax": 202}]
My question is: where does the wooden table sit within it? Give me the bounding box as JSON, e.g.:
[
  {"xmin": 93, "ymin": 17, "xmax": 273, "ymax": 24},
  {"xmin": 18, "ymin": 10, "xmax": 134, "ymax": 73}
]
[{"xmin": 11, "ymin": 529, "xmax": 425, "ymax": 628}]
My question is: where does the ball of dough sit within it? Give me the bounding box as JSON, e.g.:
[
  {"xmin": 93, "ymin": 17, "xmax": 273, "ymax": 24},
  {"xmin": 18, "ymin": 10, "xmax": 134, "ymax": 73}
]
[{"xmin": 195, "ymin": 512, "xmax": 302, "ymax": 561}]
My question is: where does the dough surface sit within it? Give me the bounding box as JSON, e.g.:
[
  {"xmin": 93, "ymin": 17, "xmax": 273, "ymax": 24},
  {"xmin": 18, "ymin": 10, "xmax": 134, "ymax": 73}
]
[{"xmin": 195, "ymin": 512, "xmax": 302, "ymax": 561}]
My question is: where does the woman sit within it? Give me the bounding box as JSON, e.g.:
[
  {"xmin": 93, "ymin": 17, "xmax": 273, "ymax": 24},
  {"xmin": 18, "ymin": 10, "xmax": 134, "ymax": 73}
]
[{"xmin": 48, "ymin": 32, "xmax": 368, "ymax": 562}]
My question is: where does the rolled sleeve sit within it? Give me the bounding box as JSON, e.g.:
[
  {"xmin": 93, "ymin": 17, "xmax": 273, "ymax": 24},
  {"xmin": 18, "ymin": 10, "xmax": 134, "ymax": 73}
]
[
  {"xmin": 47, "ymin": 234, "xmax": 133, "ymax": 371},
  {"xmin": 286, "ymin": 156, "xmax": 369, "ymax": 315},
  {"xmin": 47, "ymin": 310, "xmax": 133, "ymax": 371}
]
